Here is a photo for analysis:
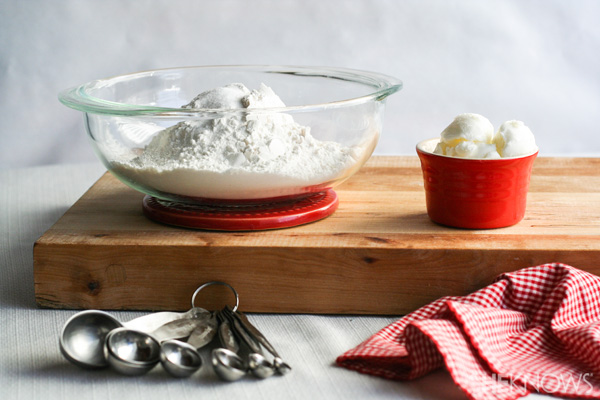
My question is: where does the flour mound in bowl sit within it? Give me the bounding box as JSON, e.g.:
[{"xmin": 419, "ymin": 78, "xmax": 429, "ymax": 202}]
[{"xmin": 112, "ymin": 83, "xmax": 365, "ymax": 200}]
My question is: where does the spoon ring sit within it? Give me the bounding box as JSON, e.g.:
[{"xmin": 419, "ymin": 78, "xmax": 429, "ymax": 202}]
[{"xmin": 191, "ymin": 281, "xmax": 239, "ymax": 312}]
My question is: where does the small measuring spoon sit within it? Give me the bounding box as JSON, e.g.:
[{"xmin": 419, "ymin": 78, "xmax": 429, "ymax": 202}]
[
  {"xmin": 159, "ymin": 339, "xmax": 203, "ymax": 378},
  {"xmin": 104, "ymin": 327, "xmax": 161, "ymax": 376},
  {"xmin": 159, "ymin": 312, "xmax": 219, "ymax": 378},
  {"xmin": 211, "ymin": 309, "xmax": 247, "ymax": 381}
]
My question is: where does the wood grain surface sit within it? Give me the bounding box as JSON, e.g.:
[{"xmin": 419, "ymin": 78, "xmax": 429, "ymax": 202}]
[{"xmin": 33, "ymin": 156, "xmax": 600, "ymax": 314}]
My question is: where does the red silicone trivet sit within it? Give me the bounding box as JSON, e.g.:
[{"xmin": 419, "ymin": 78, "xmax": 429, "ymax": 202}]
[{"xmin": 142, "ymin": 190, "xmax": 339, "ymax": 231}]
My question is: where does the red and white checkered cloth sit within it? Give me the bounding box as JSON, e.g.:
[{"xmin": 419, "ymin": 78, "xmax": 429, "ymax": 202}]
[{"xmin": 337, "ymin": 263, "xmax": 600, "ymax": 399}]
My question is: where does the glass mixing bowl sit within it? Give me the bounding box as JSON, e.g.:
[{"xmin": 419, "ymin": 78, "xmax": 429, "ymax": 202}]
[{"xmin": 59, "ymin": 66, "xmax": 401, "ymax": 206}]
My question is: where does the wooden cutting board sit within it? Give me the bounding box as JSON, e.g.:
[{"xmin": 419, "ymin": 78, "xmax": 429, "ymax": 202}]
[{"xmin": 33, "ymin": 156, "xmax": 600, "ymax": 315}]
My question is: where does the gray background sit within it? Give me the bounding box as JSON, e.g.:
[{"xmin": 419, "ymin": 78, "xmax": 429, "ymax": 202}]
[{"xmin": 1, "ymin": 0, "xmax": 599, "ymax": 169}]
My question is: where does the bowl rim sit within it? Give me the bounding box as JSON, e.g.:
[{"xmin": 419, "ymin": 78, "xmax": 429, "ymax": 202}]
[
  {"xmin": 416, "ymin": 138, "xmax": 539, "ymax": 161},
  {"xmin": 58, "ymin": 65, "xmax": 402, "ymax": 117}
]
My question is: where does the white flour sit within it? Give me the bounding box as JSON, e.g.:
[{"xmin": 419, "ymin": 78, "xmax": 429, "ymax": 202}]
[{"xmin": 113, "ymin": 83, "xmax": 365, "ymax": 200}]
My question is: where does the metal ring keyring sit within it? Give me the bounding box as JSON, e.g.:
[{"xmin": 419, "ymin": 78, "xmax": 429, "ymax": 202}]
[{"xmin": 191, "ymin": 281, "xmax": 239, "ymax": 313}]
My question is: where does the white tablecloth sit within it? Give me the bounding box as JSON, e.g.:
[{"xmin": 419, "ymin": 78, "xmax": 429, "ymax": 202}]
[{"xmin": 0, "ymin": 164, "xmax": 554, "ymax": 399}]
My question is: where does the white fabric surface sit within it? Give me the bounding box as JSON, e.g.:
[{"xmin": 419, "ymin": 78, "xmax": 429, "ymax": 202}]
[
  {"xmin": 1, "ymin": 0, "xmax": 600, "ymax": 169},
  {"xmin": 0, "ymin": 164, "xmax": 560, "ymax": 399}
]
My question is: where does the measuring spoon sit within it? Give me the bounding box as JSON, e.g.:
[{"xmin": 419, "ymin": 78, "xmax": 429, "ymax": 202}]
[
  {"xmin": 186, "ymin": 311, "xmax": 218, "ymax": 350},
  {"xmin": 160, "ymin": 312, "xmax": 219, "ymax": 378},
  {"xmin": 104, "ymin": 327, "xmax": 162, "ymax": 376},
  {"xmin": 159, "ymin": 339, "xmax": 203, "ymax": 378},
  {"xmin": 211, "ymin": 309, "xmax": 247, "ymax": 381},
  {"xmin": 59, "ymin": 310, "xmax": 123, "ymax": 369}
]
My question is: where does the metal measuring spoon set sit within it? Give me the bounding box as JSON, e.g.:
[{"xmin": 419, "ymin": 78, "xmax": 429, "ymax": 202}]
[{"xmin": 59, "ymin": 281, "xmax": 290, "ymax": 381}]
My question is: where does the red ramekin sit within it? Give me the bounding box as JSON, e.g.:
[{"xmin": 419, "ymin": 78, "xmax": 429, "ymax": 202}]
[{"xmin": 416, "ymin": 138, "xmax": 538, "ymax": 229}]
